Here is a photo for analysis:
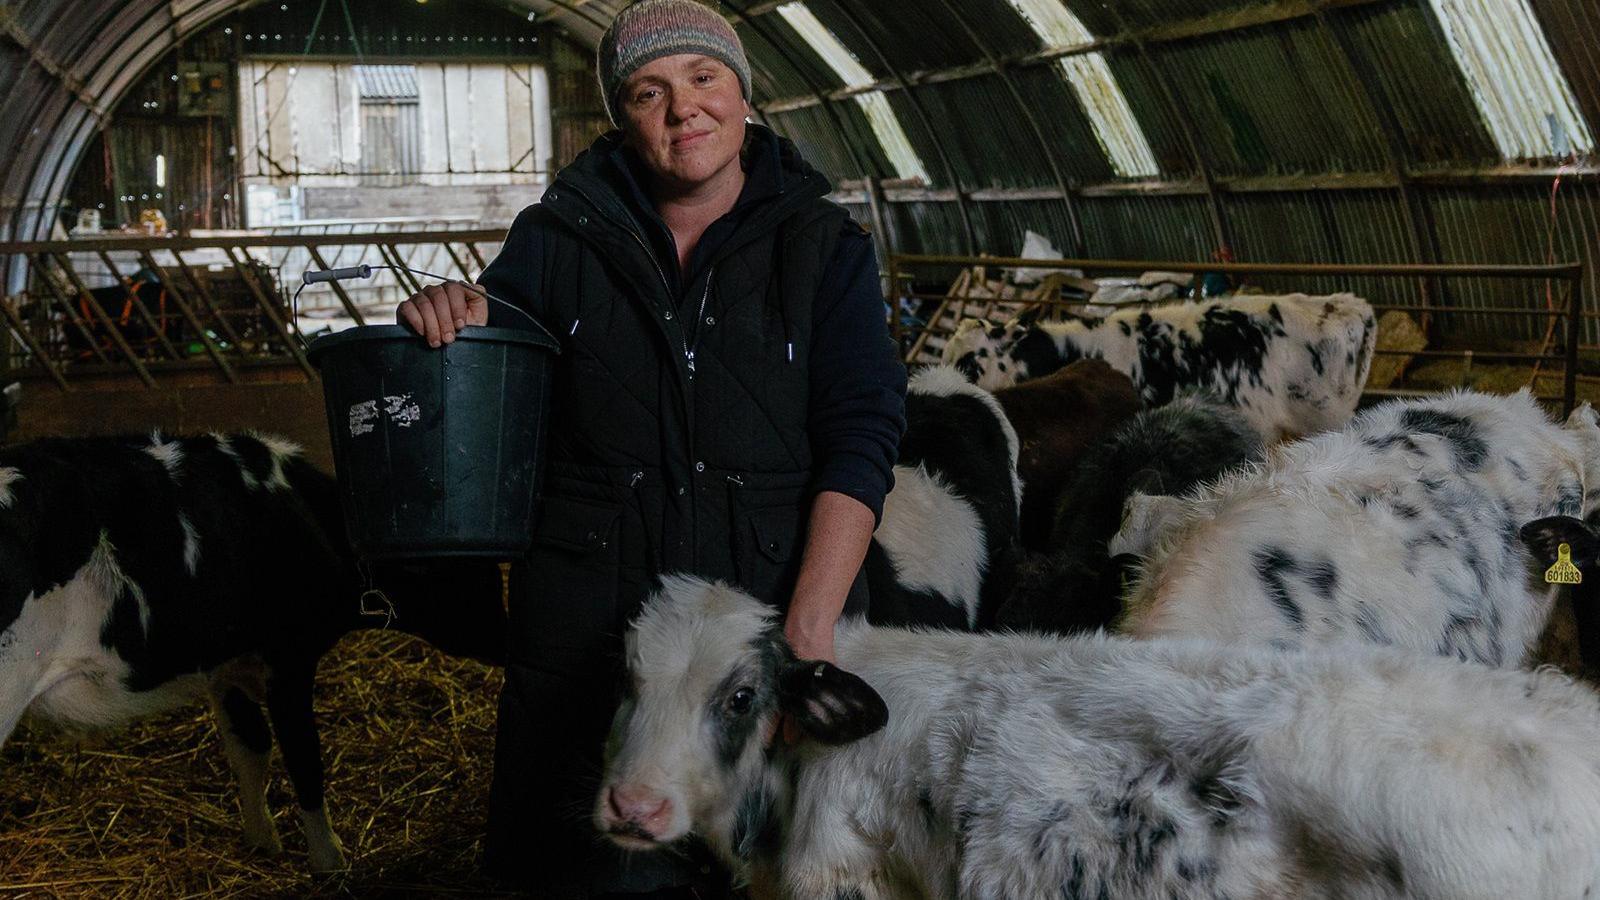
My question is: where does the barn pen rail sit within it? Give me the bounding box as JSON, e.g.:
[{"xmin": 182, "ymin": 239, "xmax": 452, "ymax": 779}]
[
  {"xmin": 0, "ymin": 228, "xmax": 505, "ymax": 389},
  {"xmin": 886, "ymin": 255, "xmax": 1588, "ymax": 415}
]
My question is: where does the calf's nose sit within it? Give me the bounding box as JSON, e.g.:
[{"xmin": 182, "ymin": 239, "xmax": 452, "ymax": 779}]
[{"xmin": 606, "ymin": 784, "xmax": 672, "ymax": 829}]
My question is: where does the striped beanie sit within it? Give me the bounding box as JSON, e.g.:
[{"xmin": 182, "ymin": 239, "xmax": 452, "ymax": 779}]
[{"xmin": 597, "ymin": 0, "xmax": 752, "ymax": 125}]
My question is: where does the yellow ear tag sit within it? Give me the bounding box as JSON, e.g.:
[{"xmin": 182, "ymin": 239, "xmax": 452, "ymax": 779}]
[{"xmin": 1545, "ymin": 543, "xmax": 1584, "ymax": 585}]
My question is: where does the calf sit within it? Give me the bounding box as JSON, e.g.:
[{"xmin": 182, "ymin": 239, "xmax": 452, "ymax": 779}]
[
  {"xmin": 942, "ymin": 293, "xmax": 1375, "ymax": 442},
  {"xmin": 597, "ymin": 576, "xmax": 1600, "ymax": 899},
  {"xmin": 997, "ymin": 395, "xmax": 1263, "ymax": 635},
  {"xmin": 1119, "ymin": 390, "xmax": 1600, "ymax": 668},
  {"xmin": 990, "ymin": 359, "xmax": 1140, "ymax": 550},
  {"xmin": 865, "ymin": 366, "xmax": 1021, "ymax": 630},
  {"xmin": 0, "ymin": 433, "xmax": 505, "ymax": 871}
]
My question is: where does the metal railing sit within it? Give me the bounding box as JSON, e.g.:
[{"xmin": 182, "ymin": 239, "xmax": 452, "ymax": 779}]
[
  {"xmin": 0, "ymin": 228, "xmax": 505, "ymax": 388},
  {"xmin": 887, "ymin": 255, "xmax": 1588, "ymax": 414}
]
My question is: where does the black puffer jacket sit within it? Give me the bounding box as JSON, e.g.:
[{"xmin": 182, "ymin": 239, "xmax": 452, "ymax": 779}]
[{"xmin": 481, "ymin": 124, "xmax": 905, "ymax": 616}]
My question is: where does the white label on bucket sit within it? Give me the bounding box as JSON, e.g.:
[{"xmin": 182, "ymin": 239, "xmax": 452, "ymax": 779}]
[
  {"xmin": 348, "ymin": 399, "xmax": 378, "ymax": 436},
  {"xmin": 384, "ymin": 393, "xmax": 421, "ymax": 427}
]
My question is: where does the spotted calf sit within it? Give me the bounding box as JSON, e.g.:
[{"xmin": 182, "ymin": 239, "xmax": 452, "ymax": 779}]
[
  {"xmin": 1118, "ymin": 390, "xmax": 1600, "ymax": 669},
  {"xmin": 0, "ymin": 433, "xmax": 505, "ymax": 871},
  {"xmin": 942, "ymin": 293, "xmax": 1375, "ymax": 442},
  {"xmin": 865, "ymin": 366, "xmax": 1021, "ymax": 630},
  {"xmin": 597, "ymin": 575, "xmax": 1600, "ymax": 900}
]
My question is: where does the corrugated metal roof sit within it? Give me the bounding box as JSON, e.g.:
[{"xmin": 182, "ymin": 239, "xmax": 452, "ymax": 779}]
[
  {"xmin": 1001, "ymin": 0, "xmax": 1159, "ymax": 177},
  {"xmin": 0, "ymin": 0, "xmax": 1598, "ymax": 348},
  {"xmin": 1427, "ymin": 0, "xmax": 1593, "ymax": 159},
  {"xmin": 774, "ymin": 2, "xmax": 930, "ymax": 182},
  {"xmin": 355, "ymin": 64, "xmax": 419, "ymax": 100}
]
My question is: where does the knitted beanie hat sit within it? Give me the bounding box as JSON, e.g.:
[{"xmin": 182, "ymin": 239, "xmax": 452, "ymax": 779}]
[{"xmin": 597, "ymin": 0, "xmax": 753, "ymax": 125}]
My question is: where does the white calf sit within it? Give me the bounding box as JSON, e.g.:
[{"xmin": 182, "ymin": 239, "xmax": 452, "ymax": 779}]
[
  {"xmin": 596, "ymin": 576, "xmax": 1600, "ymax": 900},
  {"xmin": 1118, "ymin": 390, "xmax": 1600, "ymax": 667}
]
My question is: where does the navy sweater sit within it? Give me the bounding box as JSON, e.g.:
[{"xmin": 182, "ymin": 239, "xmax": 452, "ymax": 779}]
[{"xmin": 480, "ymin": 128, "xmax": 906, "ymax": 521}]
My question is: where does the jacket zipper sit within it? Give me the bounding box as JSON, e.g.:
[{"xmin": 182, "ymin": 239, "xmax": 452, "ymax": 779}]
[
  {"xmin": 684, "ymin": 270, "xmax": 713, "ymax": 377},
  {"xmin": 560, "ymin": 182, "xmax": 707, "ymax": 378}
]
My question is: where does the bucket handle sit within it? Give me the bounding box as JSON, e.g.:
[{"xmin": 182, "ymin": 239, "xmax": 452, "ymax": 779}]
[{"xmin": 297, "ymin": 264, "xmax": 562, "ymax": 348}]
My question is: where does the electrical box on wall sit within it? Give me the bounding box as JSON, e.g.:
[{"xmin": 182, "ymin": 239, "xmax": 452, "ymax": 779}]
[{"xmin": 177, "ymin": 62, "xmax": 232, "ymax": 117}]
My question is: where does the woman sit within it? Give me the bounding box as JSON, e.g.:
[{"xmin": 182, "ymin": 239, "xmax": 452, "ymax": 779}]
[{"xmin": 398, "ymin": 1, "xmax": 906, "ymax": 895}]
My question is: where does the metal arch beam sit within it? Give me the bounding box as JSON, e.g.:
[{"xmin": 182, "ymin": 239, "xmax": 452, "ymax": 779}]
[
  {"xmin": 929, "ymin": 0, "xmax": 1086, "ymax": 256},
  {"xmin": 1098, "ymin": 4, "xmax": 1233, "ymax": 256},
  {"xmin": 1310, "ymin": 2, "xmax": 1443, "ymax": 288},
  {"xmin": 33, "ymin": 0, "xmax": 207, "ymax": 234},
  {"xmin": 0, "ymin": 6, "xmax": 110, "ymax": 123},
  {"xmin": 813, "ymin": 0, "xmax": 976, "ymax": 255},
  {"xmin": 719, "ymin": 1, "xmax": 877, "ymax": 182},
  {"xmin": 5, "ymin": 0, "xmax": 180, "ymax": 248},
  {"xmin": 758, "ymin": 0, "xmax": 1396, "ymax": 113}
]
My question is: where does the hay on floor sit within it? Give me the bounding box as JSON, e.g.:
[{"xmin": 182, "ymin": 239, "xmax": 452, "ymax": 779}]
[{"xmin": 0, "ymin": 630, "xmax": 514, "ymax": 898}]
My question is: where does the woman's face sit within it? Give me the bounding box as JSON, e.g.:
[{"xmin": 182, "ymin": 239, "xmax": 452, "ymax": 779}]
[{"xmin": 618, "ymin": 54, "xmax": 749, "ymax": 192}]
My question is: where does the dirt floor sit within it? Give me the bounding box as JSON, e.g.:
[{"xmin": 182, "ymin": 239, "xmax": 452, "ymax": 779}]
[{"xmin": 0, "ymin": 631, "xmax": 513, "ymax": 899}]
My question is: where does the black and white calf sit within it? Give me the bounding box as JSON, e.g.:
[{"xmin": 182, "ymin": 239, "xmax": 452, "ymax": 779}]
[
  {"xmin": 598, "ymin": 576, "xmax": 1600, "ymax": 899},
  {"xmin": 0, "ymin": 433, "xmax": 504, "ymax": 871},
  {"xmin": 997, "ymin": 395, "xmax": 1263, "ymax": 635},
  {"xmin": 942, "ymin": 293, "xmax": 1375, "ymax": 442},
  {"xmin": 1118, "ymin": 390, "xmax": 1600, "ymax": 668},
  {"xmin": 865, "ymin": 366, "xmax": 1021, "ymax": 630}
]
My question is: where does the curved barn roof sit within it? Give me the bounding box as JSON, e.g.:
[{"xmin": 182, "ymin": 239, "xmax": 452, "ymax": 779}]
[{"xmin": 1, "ymin": 0, "xmax": 1596, "ymax": 288}]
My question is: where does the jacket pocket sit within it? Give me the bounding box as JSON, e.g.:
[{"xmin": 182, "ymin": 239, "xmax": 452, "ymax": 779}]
[{"xmin": 735, "ymin": 504, "xmax": 804, "ymax": 607}]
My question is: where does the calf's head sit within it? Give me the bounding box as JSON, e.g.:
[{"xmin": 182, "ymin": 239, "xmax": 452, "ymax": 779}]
[
  {"xmin": 595, "ymin": 576, "xmax": 887, "ymax": 862},
  {"xmin": 942, "ymin": 317, "xmax": 1029, "ymax": 390}
]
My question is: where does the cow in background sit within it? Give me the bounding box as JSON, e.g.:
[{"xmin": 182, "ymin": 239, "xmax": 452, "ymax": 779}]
[
  {"xmin": 943, "ymin": 293, "xmax": 1375, "ymax": 442},
  {"xmin": 998, "ymin": 395, "xmax": 1263, "ymax": 635},
  {"xmin": 0, "ymin": 432, "xmax": 505, "ymax": 871},
  {"xmin": 865, "ymin": 366, "xmax": 1021, "ymax": 630},
  {"xmin": 992, "ymin": 359, "xmax": 1141, "ymax": 550}
]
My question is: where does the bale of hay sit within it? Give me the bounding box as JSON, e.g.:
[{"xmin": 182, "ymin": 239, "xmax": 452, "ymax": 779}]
[{"xmin": 1366, "ymin": 310, "xmax": 1427, "ymax": 391}]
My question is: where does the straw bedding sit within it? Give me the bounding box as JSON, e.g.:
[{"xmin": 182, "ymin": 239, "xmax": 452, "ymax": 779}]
[{"xmin": 0, "ymin": 630, "xmax": 513, "ymax": 898}]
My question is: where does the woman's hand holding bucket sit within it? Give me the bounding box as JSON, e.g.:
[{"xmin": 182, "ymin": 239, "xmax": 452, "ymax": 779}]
[{"xmin": 397, "ymin": 282, "xmax": 491, "ymax": 348}]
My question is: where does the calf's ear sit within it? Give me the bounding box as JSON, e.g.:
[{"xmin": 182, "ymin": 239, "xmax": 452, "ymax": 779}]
[
  {"xmin": 776, "ymin": 660, "xmax": 889, "ymax": 745},
  {"xmin": 1520, "ymin": 516, "xmax": 1600, "ymax": 569},
  {"xmin": 1012, "ymin": 305, "xmax": 1045, "ymax": 331}
]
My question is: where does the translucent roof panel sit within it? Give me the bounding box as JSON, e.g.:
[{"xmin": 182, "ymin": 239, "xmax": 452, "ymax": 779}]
[
  {"xmin": 775, "ymin": 2, "xmax": 930, "ymax": 182},
  {"xmin": 1001, "ymin": 0, "xmax": 1159, "ymax": 178},
  {"xmin": 1427, "ymin": 0, "xmax": 1594, "ymax": 159}
]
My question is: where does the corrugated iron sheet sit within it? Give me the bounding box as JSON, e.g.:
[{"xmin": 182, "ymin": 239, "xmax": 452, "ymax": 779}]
[
  {"xmin": 355, "ymin": 65, "xmax": 419, "ymax": 100},
  {"xmin": 0, "ymin": 0, "xmax": 1597, "ymax": 361},
  {"xmin": 1426, "ymin": 0, "xmax": 1592, "ymax": 159}
]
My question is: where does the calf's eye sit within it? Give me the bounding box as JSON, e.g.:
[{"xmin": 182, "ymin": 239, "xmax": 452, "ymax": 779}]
[{"xmin": 726, "ymin": 687, "xmax": 755, "ymax": 715}]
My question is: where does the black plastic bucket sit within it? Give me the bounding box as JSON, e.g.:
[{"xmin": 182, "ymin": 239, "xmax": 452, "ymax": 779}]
[{"xmin": 308, "ymin": 324, "xmax": 560, "ymax": 561}]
